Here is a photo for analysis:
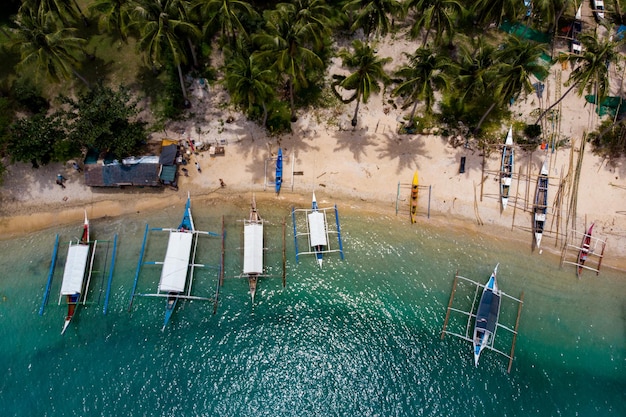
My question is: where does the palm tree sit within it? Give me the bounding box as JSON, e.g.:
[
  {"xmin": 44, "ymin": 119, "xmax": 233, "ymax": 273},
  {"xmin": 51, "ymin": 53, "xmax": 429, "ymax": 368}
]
[
  {"xmin": 10, "ymin": 8, "xmax": 89, "ymax": 86},
  {"xmin": 224, "ymin": 42, "xmax": 276, "ymax": 126},
  {"xmin": 133, "ymin": 0, "xmax": 202, "ymax": 101},
  {"xmin": 475, "ymin": 35, "xmax": 548, "ymax": 131},
  {"xmin": 193, "ymin": 0, "xmax": 258, "ymax": 46},
  {"xmin": 471, "ymin": 0, "xmax": 523, "ymax": 29},
  {"xmin": 535, "ymin": 32, "xmax": 625, "ymax": 124},
  {"xmin": 342, "ymin": 0, "xmax": 403, "ymax": 39},
  {"xmin": 332, "ymin": 39, "xmax": 391, "ymax": 127},
  {"xmin": 404, "ymin": 0, "xmax": 465, "ymax": 47},
  {"xmin": 253, "ymin": 3, "xmax": 329, "ymax": 122},
  {"xmin": 455, "ymin": 35, "xmax": 497, "ymax": 104},
  {"xmin": 392, "ymin": 47, "xmax": 454, "ymax": 127},
  {"xmin": 89, "ymin": 0, "xmax": 135, "ymax": 41},
  {"xmin": 22, "ymin": 0, "xmax": 87, "ymax": 27}
]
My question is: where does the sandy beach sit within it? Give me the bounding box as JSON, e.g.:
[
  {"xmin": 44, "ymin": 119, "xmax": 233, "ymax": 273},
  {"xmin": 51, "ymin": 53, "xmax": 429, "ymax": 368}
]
[{"xmin": 1, "ymin": 31, "xmax": 625, "ymax": 272}]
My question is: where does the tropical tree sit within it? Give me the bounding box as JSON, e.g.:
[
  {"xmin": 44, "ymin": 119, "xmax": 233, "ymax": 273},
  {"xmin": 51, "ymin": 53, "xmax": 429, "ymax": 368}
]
[
  {"xmin": 342, "ymin": 0, "xmax": 403, "ymax": 39},
  {"xmin": 455, "ymin": 35, "xmax": 497, "ymax": 104},
  {"xmin": 133, "ymin": 0, "xmax": 202, "ymax": 101},
  {"xmin": 193, "ymin": 0, "xmax": 258, "ymax": 46},
  {"xmin": 10, "ymin": 8, "xmax": 89, "ymax": 86},
  {"xmin": 253, "ymin": 2, "xmax": 330, "ymax": 122},
  {"xmin": 21, "ymin": 0, "xmax": 87, "ymax": 27},
  {"xmin": 475, "ymin": 35, "xmax": 548, "ymax": 131},
  {"xmin": 392, "ymin": 47, "xmax": 454, "ymax": 127},
  {"xmin": 471, "ymin": 0, "xmax": 524, "ymax": 28},
  {"xmin": 224, "ymin": 42, "xmax": 277, "ymax": 126},
  {"xmin": 89, "ymin": 0, "xmax": 135, "ymax": 41},
  {"xmin": 59, "ymin": 84, "xmax": 148, "ymax": 157},
  {"xmin": 8, "ymin": 113, "xmax": 67, "ymax": 167},
  {"xmin": 404, "ymin": 0, "xmax": 465, "ymax": 47},
  {"xmin": 535, "ymin": 32, "xmax": 625, "ymax": 124},
  {"xmin": 332, "ymin": 39, "xmax": 391, "ymax": 127}
]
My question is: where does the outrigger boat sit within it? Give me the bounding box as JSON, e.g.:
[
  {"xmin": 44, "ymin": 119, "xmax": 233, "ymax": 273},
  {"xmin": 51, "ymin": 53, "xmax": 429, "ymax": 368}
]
[
  {"xmin": 128, "ymin": 194, "xmax": 223, "ymax": 330},
  {"xmin": 243, "ymin": 195, "xmax": 264, "ymax": 302},
  {"xmin": 533, "ymin": 159, "xmax": 549, "ymax": 248},
  {"xmin": 59, "ymin": 212, "xmax": 94, "ymax": 334},
  {"xmin": 310, "ymin": 193, "xmax": 325, "ymax": 268},
  {"xmin": 160, "ymin": 196, "xmax": 195, "ymax": 330},
  {"xmin": 275, "ymin": 148, "xmax": 283, "ymax": 195},
  {"xmin": 500, "ymin": 127, "xmax": 514, "ymax": 210},
  {"xmin": 410, "ymin": 171, "xmax": 419, "ymax": 223},
  {"xmin": 576, "ymin": 222, "xmax": 594, "ymax": 278},
  {"xmin": 292, "ymin": 192, "xmax": 344, "ymax": 268},
  {"xmin": 472, "ymin": 264, "xmax": 502, "ymax": 367}
]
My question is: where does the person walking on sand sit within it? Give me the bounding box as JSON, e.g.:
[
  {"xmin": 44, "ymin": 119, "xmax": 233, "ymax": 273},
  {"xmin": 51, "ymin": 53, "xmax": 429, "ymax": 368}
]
[
  {"xmin": 72, "ymin": 162, "xmax": 82, "ymax": 172},
  {"xmin": 195, "ymin": 162, "xmax": 202, "ymax": 173},
  {"xmin": 56, "ymin": 174, "xmax": 66, "ymax": 189}
]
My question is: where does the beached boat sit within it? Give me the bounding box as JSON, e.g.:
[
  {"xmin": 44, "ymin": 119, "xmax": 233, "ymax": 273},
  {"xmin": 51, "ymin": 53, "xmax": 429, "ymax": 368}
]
[
  {"xmin": 500, "ymin": 127, "xmax": 514, "ymax": 210},
  {"xmin": 243, "ymin": 195, "xmax": 264, "ymax": 302},
  {"xmin": 577, "ymin": 223, "xmax": 595, "ymax": 278},
  {"xmin": 160, "ymin": 195, "xmax": 195, "ymax": 330},
  {"xmin": 473, "ymin": 264, "xmax": 502, "ymax": 367},
  {"xmin": 275, "ymin": 148, "xmax": 283, "ymax": 195},
  {"xmin": 533, "ymin": 159, "xmax": 549, "ymax": 248},
  {"xmin": 60, "ymin": 212, "xmax": 92, "ymax": 334},
  {"xmin": 310, "ymin": 192, "xmax": 325, "ymax": 268},
  {"xmin": 410, "ymin": 171, "xmax": 419, "ymax": 223}
]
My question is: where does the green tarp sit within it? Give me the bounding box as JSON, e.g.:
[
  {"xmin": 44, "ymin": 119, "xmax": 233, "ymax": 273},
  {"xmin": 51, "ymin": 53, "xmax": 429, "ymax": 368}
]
[
  {"xmin": 500, "ymin": 21, "xmax": 551, "ymax": 44},
  {"xmin": 585, "ymin": 95, "xmax": 626, "ymax": 117}
]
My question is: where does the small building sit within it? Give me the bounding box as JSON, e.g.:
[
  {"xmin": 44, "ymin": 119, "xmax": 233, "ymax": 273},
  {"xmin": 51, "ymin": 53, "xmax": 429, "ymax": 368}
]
[{"xmin": 84, "ymin": 140, "xmax": 181, "ymax": 188}]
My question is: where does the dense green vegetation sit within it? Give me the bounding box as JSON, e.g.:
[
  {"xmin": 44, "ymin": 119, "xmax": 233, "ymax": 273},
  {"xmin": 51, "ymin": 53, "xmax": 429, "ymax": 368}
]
[{"xmin": 1, "ymin": 0, "xmax": 626, "ymax": 182}]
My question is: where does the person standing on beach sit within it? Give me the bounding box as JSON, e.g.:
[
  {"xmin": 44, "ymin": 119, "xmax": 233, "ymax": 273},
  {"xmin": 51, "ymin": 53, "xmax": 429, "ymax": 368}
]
[{"xmin": 72, "ymin": 162, "xmax": 82, "ymax": 172}]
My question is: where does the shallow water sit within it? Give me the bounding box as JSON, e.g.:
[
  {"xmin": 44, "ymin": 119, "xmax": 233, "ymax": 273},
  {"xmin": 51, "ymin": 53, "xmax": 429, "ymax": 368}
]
[{"xmin": 1, "ymin": 199, "xmax": 624, "ymax": 416}]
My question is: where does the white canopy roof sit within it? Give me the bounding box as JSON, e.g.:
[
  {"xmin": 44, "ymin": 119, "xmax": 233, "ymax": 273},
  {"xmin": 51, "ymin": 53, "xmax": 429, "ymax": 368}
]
[
  {"xmin": 60, "ymin": 244, "xmax": 90, "ymax": 295},
  {"xmin": 308, "ymin": 211, "xmax": 327, "ymax": 247},
  {"xmin": 158, "ymin": 231, "xmax": 193, "ymax": 293},
  {"xmin": 243, "ymin": 223, "xmax": 264, "ymax": 275}
]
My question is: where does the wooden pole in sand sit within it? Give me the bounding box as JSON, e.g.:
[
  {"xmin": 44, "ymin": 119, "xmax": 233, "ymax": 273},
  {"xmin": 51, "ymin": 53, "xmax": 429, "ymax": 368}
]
[
  {"xmin": 282, "ymin": 218, "xmax": 287, "ymax": 287},
  {"xmin": 507, "ymin": 291, "xmax": 525, "ymax": 373},
  {"xmin": 511, "ymin": 166, "xmax": 522, "ymax": 231},
  {"xmin": 440, "ymin": 273, "xmax": 459, "ymax": 340}
]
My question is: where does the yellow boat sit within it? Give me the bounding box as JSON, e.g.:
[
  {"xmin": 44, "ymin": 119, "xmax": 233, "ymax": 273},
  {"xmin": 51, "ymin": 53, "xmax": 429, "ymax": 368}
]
[{"xmin": 410, "ymin": 171, "xmax": 419, "ymax": 223}]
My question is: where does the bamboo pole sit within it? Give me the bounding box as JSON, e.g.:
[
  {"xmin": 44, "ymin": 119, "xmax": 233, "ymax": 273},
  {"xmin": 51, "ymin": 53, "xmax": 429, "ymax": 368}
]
[
  {"xmin": 441, "ymin": 273, "xmax": 459, "ymax": 340},
  {"xmin": 507, "ymin": 291, "xmax": 525, "ymax": 374}
]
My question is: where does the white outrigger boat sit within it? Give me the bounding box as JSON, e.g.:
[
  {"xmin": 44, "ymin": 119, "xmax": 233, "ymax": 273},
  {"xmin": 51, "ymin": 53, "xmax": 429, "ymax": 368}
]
[
  {"xmin": 243, "ymin": 195, "xmax": 264, "ymax": 302},
  {"xmin": 59, "ymin": 212, "xmax": 96, "ymax": 334},
  {"xmin": 500, "ymin": 127, "xmax": 514, "ymax": 210},
  {"xmin": 291, "ymin": 192, "xmax": 344, "ymax": 268},
  {"xmin": 472, "ymin": 264, "xmax": 501, "ymax": 366},
  {"xmin": 128, "ymin": 194, "xmax": 223, "ymax": 330}
]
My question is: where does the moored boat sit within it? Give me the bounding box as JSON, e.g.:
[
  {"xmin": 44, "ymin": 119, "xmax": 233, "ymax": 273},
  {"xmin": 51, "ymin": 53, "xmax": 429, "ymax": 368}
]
[
  {"xmin": 60, "ymin": 211, "xmax": 91, "ymax": 334},
  {"xmin": 159, "ymin": 195, "xmax": 195, "ymax": 330},
  {"xmin": 500, "ymin": 127, "xmax": 514, "ymax": 210},
  {"xmin": 309, "ymin": 192, "xmax": 326, "ymax": 268},
  {"xmin": 410, "ymin": 171, "xmax": 419, "ymax": 223},
  {"xmin": 533, "ymin": 159, "xmax": 549, "ymax": 248},
  {"xmin": 275, "ymin": 148, "xmax": 283, "ymax": 195},
  {"xmin": 577, "ymin": 222, "xmax": 595, "ymax": 278},
  {"xmin": 243, "ymin": 195, "xmax": 264, "ymax": 302},
  {"xmin": 472, "ymin": 264, "xmax": 502, "ymax": 367}
]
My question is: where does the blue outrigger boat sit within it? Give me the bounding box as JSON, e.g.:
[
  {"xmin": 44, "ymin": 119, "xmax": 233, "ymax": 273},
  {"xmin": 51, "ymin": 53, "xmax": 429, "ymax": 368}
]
[
  {"xmin": 275, "ymin": 148, "xmax": 283, "ymax": 195},
  {"xmin": 161, "ymin": 196, "xmax": 195, "ymax": 330},
  {"xmin": 472, "ymin": 264, "xmax": 502, "ymax": 366},
  {"xmin": 128, "ymin": 193, "xmax": 223, "ymax": 330}
]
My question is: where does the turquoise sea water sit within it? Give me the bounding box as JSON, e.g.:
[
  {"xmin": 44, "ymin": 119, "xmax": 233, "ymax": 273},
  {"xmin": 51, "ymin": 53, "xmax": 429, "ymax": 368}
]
[{"xmin": 1, "ymin": 199, "xmax": 624, "ymax": 416}]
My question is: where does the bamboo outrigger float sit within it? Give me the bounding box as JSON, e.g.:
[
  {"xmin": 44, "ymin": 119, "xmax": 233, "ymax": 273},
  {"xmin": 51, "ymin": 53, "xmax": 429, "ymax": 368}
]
[
  {"xmin": 292, "ymin": 192, "xmax": 344, "ymax": 268},
  {"xmin": 441, "ymin": 265, "xmax": 524, "ymax": 372},
  {"xmin": 128, "ymin": 194, "xmax": 224, "ymax": 330}
]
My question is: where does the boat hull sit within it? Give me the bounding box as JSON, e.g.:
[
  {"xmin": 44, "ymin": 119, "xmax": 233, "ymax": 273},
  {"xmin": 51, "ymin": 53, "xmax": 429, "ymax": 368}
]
[
  {"xmin": 577, "ymin": 223, "xmax": 594, "ymax": 277},
  {"xmin": 472, "ymin": 265, "xmax": 501, "ymax": 366},
  {"xmin": 533, "ymin": 161, "xmax": 549, "ymax": 248},
  {"xmin": 410, "ymin": 171, "xmax": 419, "ymax": 223},
  {"xmin": 500, "ymin": 128, "xmax": 514, "ymax": 210}
]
